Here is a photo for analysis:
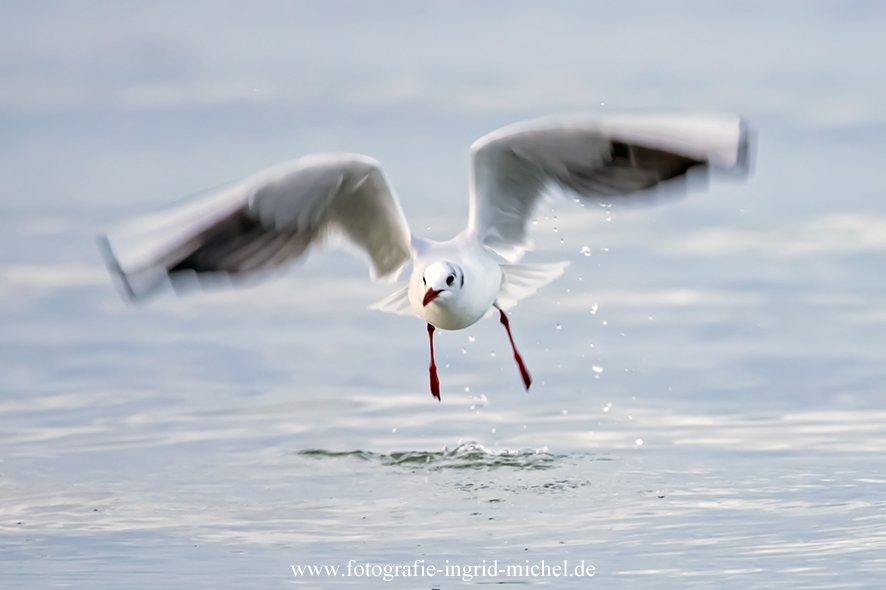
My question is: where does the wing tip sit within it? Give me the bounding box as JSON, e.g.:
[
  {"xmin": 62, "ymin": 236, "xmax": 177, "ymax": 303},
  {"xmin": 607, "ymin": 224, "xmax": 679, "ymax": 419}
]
[
  {"xmin": 96, "ymin": 234, "xmax": 137, "ymax": 302},
  {"xmin": 734, "ymin": 118, "xmax": 756, "ymax": 176}
]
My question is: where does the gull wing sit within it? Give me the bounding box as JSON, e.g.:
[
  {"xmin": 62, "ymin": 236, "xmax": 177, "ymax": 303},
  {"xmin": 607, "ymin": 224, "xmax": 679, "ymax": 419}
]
[
  {"xmin": 469, "ymin": 114, "xmax": 751, "ymax": 261},
  {"xmin": 100, "ymin": 154, "xmax": 412, "ymax": 300}
]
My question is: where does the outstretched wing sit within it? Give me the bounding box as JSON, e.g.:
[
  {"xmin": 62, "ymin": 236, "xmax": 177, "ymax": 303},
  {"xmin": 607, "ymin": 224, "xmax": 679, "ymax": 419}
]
[
  {"xmin": 469, "ymin": 114, "xmax": 751, "ymax": 261},
  {"xmin": 100, "ymin": 153, "xmax": 412, "ymax": 300}
]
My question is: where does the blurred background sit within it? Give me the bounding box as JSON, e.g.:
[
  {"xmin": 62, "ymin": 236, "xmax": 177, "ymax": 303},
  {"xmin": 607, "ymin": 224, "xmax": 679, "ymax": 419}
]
[{"xmin": 1, "ymin": 1, "xmax": 885, "ymax": 588}]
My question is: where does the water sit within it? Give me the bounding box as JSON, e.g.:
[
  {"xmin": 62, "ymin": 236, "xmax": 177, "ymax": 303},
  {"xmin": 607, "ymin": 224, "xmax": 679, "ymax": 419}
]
[{"xmin": 3, "ymin": 2, "xmax": 886, "ymax": 588}]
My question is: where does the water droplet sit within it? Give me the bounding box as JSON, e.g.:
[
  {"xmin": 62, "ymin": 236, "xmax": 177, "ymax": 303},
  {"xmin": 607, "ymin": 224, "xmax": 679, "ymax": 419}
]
[
  {"xmin": 580, "ymin": 246, "xmax": 591, "ymax": 256},
  {"xmin": 392, "ymin": 428, "xmax": 397, "ymax": 433},
  {"xmin": 605, "ymin": 213, "xmax": 611, "ymax": 222},
  {"xmin": 592, "ymin": 365, "xmax": 603, "ymax": 373},
  {"xmin": 603, "ymin": 406, "xmax": 610, "ymax": 412},
  {"xmin": 648, "ymin": 316, "xmax": 653, "ymax": 320},
  {"xmin": 560, "ymin": 238, "xmax": 564, "ymax": 244},
  {"xmin": 491, "ymin": 428, "xmax": 496, "ymax": 433},
  {"xmin": 601, "ymin": 247, "xmax": 609, "ymax": 252},
  {"xmin": 461, "ymin": 347, "xmax": 467, "ymax": 354},
  {"xmin": 602, "ymin": 321, "xmax": 608, "ymax": 326},
  {"xmin": 470, "ymin": 393, "xmax": 488, "ymax": 410},
  {"xmin": 490, "ymin": 351, "xmax": 496, "ymax": 357},
  {"xmin": 468, "ymin": 335, "xmax": 475, "ymax": 342},
  {"xmin": 555, "ymin": 324, "xmax": 561, "ymax": 330},
  {"xmin": 562, "ymin": 409, "xmax": 568, "ymax": 415},
  {"xmin": 635, "ymin": 439, "xmax": 644, "ymax": 446},
  {"xmin": 590, "ymin": 303, "xmax": 598, "ymax": 315},
  {"xmin": 465, "ymin": 386, "xmax": 470, "ymax": 393},
  {"xmin": 553, "ymin": 227, "xmax": 558, "ymax": 233}
]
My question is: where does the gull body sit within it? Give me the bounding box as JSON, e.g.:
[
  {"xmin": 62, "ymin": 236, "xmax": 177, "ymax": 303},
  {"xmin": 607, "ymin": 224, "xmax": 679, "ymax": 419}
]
[
  {"xmin": 99, "ymin": 113, "xmax": 752, "ymax": 400},
  {"xmin": 408, "ymin": 232, "xmax": 501, "ymax": 331}
]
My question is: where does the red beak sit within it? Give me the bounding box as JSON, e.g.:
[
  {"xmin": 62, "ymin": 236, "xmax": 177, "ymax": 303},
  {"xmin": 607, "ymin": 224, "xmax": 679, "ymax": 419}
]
[{"xmin": 423, "ymin": 288, "xmax": 442, "ymax": 306}]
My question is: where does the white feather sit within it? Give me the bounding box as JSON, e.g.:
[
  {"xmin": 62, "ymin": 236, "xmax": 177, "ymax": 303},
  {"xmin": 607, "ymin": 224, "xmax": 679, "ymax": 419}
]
[{"xmin": 496, "ymin": 261, "xmax": 570, "ymax": 310}]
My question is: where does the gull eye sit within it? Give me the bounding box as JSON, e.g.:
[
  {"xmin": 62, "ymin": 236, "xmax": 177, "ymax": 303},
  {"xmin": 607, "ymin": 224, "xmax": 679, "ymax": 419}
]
[{"xmin": 446, "ymin": 274, "xmax": 454, "ymax": 286}]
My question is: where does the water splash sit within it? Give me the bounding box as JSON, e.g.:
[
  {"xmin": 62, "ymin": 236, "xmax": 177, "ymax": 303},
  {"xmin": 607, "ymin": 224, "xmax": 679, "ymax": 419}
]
[
  {"xmin": 298, "ymin": 442, "xmax": 558, "ymax": 471},
  {"xmin": 470, "ymin": 393, "xmax": 488, "ymax": 409}
]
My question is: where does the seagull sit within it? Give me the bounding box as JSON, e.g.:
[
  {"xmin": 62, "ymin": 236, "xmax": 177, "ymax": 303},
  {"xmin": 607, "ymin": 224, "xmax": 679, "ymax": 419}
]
[{"xmin": 99, "ymin": 114, "xmax": 751, "ymax": 400}]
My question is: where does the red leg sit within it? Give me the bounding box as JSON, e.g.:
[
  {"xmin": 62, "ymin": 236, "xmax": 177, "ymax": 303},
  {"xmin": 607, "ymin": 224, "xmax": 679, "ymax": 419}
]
[
  {"xmin": 499, "ymin": 309, "xmax": 532, "ymax": 390},
  {"xmin": 427, "ymin": 323, "xmax": 441, "ymax": 401}
]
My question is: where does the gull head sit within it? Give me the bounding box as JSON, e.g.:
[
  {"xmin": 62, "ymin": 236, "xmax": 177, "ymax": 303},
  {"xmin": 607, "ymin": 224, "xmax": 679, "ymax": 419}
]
[{"xmin": 421, "ymin": 261, "xmax": 464, "ymax": 307}]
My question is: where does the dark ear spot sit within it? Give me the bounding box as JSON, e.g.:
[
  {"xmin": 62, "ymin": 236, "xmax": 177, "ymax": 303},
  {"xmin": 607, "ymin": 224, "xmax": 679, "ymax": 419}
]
[
  {"xmin": 422, "ymin": 276, "xmax": 426, "ymax": 286},
  {"xmin": 460, "ymin": 273, "xmax": 464, "ymax": 288}
]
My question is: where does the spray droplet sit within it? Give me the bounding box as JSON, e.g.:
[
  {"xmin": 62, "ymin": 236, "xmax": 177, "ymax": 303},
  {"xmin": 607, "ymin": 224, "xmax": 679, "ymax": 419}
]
[
  {"xmin": 465, "ymin": 386, "xmax": 470, "ymax": 393},
  {"xmin": 636, "ymin": 439, "xmax": 644, "ymax": 446},
  {"xmin": 592, "ymin": 365, "xmax": 604, "ymax": 373},
  {"xmin": 562, "ymin": 409, "xmax": 568, "ymax": 415},
  {"xmin": 590, "ymin": 303, "xmax": 598, "ymax": 315},
  {"xmin": 553, "ymin": 227, "xmax": 558, "ymax": 233},
  {"xmin": 468, "ymin": 335, "xmax": 475, "ymax": 342},
  {"xmin": 555, "ymin": 324, "xmax": 562, "ymax": 330},
  {"xmin": 392, "ymin": 428, "xmax": 397, "ymax": 433},
  {"xmin": 461, "ymin": 347, "xmax": 467, "ymax": 354},
  {"xmin": 580, "ymin": 246, "xmax": 591, "ymax": 256},
  {"xmin": 490, "ymin": 351, "xmax": 496, "ymax": 357},
  {"xmin": 470, "ymin": 393, "xmax": 488, "ymax": 409}
]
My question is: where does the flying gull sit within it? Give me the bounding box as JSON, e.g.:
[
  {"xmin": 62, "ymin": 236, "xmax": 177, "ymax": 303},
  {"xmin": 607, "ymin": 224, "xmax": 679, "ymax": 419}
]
[{"xmin": 99, "ymin": 114, "xmax": 752, "ymax": 400}]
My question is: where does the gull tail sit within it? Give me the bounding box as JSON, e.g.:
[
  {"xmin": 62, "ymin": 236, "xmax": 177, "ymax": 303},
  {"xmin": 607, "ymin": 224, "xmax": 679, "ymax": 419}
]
[
  {"xmin": 496, "ymin": 261, "xmax": 570, "ymax": 310},
  {"xmin": 369, "ymin": 286, "xmax": 419, "ymax": 317}
]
